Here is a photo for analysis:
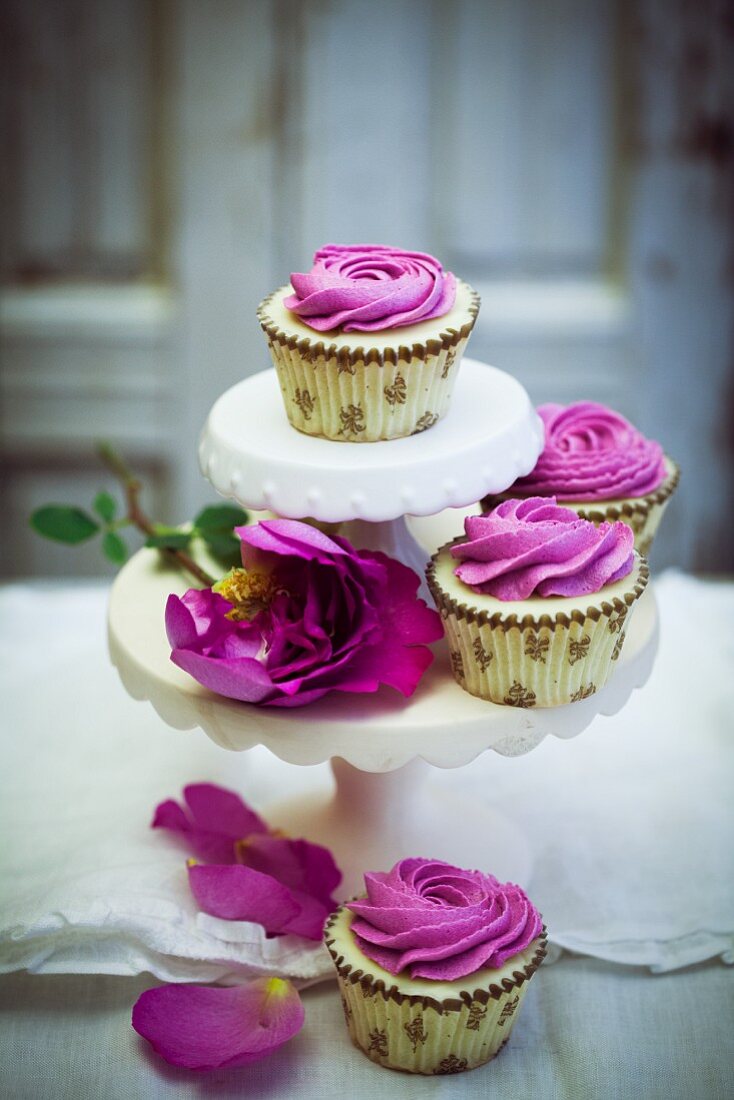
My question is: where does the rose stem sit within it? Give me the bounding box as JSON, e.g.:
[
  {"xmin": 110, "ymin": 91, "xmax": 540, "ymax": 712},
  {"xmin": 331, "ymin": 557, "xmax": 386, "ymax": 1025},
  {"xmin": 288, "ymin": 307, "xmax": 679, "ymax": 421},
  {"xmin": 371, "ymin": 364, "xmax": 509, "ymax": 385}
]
[{"xmin": 96, "ymin": 441, "xmax": 215, "ymax": 587}]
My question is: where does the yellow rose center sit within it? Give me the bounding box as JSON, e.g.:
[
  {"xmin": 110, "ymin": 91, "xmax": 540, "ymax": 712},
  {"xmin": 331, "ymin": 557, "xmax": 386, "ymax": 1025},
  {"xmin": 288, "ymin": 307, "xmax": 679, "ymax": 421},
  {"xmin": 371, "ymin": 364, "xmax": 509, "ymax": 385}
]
[{"xmin": 213, "ymin": 568, "xmax": 282, "ymax": 621}]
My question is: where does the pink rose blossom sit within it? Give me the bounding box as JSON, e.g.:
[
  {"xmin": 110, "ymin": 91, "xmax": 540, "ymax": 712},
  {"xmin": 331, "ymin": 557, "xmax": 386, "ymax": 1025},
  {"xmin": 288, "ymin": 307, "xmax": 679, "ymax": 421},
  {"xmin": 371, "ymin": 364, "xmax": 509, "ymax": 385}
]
[{"xmin": 165, "ymin": 519, "xmax": 442, "ymax": 708}]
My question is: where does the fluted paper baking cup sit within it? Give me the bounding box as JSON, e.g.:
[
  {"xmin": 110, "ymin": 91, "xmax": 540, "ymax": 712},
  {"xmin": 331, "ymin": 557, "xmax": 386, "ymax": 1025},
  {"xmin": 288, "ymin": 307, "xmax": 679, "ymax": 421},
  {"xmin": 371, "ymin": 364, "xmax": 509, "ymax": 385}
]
[
  {"xmin": 481, "ymin": 457, "xmax": 679, "ymax": 558},
  {"xmin": 427, "ymin": 547, "xmax": 649, "ymax": 707},
  {"xmin": 325, "ymin": 907, "xmax": 547, "ymax": 1075},
  {"xmin": 257, "ymin": 282, "xmax": 480, "ymax": 441}
]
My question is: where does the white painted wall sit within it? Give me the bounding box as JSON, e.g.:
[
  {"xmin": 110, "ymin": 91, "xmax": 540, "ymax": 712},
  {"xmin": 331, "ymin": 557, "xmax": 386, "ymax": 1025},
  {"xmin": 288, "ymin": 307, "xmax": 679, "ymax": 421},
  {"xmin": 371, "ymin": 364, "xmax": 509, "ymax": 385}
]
[{"xmin": 1, "ymin": 0, "xmax": 732, "ymax": 576}]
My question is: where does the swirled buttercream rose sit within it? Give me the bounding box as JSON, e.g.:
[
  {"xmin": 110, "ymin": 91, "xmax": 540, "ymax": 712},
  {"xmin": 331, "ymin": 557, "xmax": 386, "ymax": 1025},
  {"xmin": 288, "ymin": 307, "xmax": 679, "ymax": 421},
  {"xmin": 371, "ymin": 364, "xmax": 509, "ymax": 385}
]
[
  {"xmin": 347, "ymin": 858, "xmax": 542, "ymax": 980},
  {"xmin": 283, "ymin": 243, "xmax": 457, "ymax": 332},
  {"xmin": 513, "ymin": 402, "xmax": 666, "ymax": 500},
  {"xmin": 165, "ymin": 519, "xmax": 442, "ymax": 707},
  {"xmin": 452, "ymin": 497, "xmax": 635, "ymax": 600}
]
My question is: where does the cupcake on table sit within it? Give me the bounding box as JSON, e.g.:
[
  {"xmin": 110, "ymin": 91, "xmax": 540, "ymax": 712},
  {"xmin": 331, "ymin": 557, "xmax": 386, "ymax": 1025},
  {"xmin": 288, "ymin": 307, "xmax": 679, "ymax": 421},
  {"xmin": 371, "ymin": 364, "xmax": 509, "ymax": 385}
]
[
  {"xmin": 481, "ymin": 402, "xmax": 678, "ymax": 558},
  {"xmin": 258, "ymin": 243, "xmax": 480, "ymax": 442},
  {"xmin": 325, "ymin": 858, "xmax": 547, "ymax": 1075}
]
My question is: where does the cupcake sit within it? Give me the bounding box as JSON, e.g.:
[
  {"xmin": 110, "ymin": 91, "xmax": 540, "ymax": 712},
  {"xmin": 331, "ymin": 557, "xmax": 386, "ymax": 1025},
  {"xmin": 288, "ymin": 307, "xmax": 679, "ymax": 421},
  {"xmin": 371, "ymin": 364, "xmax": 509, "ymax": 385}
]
[
  {"xmin": 427, "ymin": 497, "xmax": 649, "ymax": 707},
  {"xmin": 481, "ymin": 402, "xmax": 678, "ymax": 557},
  {"xmin": 258, "ymin": 244, "xmax": 479, "ymax": 442},
  {"xmin": 324, "ymin": 858, "xmax": 547, "ymax": 1075}
]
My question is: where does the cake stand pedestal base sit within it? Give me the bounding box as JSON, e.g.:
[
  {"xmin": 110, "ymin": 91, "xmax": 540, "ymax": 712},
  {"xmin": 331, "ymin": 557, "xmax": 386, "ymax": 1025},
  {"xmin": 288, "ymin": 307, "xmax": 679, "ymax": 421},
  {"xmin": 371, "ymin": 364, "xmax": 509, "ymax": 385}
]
[{"xmin": 267, "ymin": 758, "xmax": 532, "ymax": 897}]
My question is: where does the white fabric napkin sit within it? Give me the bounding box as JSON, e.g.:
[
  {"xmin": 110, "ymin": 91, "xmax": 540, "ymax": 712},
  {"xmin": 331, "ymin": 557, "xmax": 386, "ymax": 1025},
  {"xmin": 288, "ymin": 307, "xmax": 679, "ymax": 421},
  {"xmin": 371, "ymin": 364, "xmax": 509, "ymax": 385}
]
[
  {"xmin": 0, "ymin": 572, "xmax": 732, "ymax": 983},
  {"xmin": 0, "ymin": 584, "xmax": 333, "ymax": 985},
  {"xmin": 444, "ymin": 571, "xmax": 734, "ymax": 972}
]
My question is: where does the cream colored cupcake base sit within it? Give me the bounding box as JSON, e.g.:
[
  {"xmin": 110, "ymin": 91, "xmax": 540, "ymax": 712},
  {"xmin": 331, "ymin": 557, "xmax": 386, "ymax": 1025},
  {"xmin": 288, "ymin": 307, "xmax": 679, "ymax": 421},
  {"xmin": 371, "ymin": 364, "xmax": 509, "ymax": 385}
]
[
  {"xmin": 326, "ymin": 906, "xmax": 547, "ymax": 1075},
  {"xmin": 269, "ymin": 337, "xmax": 469, "ymax": 441},
  {"xmin": 428, "ymin": 549, "xmax": 649, "ymax": 708}
]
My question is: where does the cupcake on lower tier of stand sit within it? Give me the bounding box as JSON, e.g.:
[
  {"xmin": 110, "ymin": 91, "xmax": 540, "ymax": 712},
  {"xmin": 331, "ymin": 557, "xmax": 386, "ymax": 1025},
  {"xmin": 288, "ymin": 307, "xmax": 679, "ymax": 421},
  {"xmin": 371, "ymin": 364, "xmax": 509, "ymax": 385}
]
[
  {"xmin": 258, "ymin": 243, "xmax": 479, "ymax": 442},
  {"xmin": 481, "ymin": 402, "xmax": 678, "ymax": 557},
  {"xmin": 427, "ymin": 497, "xmax": 649, "ymax": 707},
  {"xmin": 325, "ymin": 858, "xmax": 547, "ymax": 1075}
]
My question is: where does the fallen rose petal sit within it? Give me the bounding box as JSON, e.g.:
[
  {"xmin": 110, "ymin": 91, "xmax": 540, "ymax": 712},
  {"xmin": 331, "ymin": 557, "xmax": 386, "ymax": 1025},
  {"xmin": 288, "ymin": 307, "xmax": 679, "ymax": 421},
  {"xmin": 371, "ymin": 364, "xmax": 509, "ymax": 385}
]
[
  {"xmin": 276, "ymin": 890, "xmax": 332, "ymax": 940},
  {"xmin": 188, "ymin": 864, "xmax": 299, "ymax": 929},
  {"xmin": 188, "ymin": 863, "xmax": 330, "ymax": 941},
  {"xmin": 235, "ymin": 834, "xmax": 341, "ymax": 910},
  {"xmin": 184, "ymin": 784, "xmax": 267, "ymax": 842},
  {"xmin": 152, "ymin": 783, "xmax": 268, "ymax": 864},
  {"xmin": 132, "ymin": 977, "xmax": 305, "ymax": 1070}
]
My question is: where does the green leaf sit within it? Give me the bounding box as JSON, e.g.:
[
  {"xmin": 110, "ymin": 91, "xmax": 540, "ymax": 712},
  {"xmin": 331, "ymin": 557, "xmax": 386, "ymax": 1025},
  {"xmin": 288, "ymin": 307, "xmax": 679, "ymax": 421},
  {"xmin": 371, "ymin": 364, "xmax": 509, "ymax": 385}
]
[
  {"xmin": 194, "ymin": 504, "xmax": 248, "ymax": 533},
  {"xmin": 93, "ymin": 490, "xmax": 117, "ymax": 523},
  {"xmin": 202, "ymin": 530, "xmax": 242, "ymax": 568},
  {"xmin": 30, "ymin": 506, "xmax": 100, "ymax": 545},
  {"xmin": 102, "ymin": 531, "xmax": 128, "ymax": 564},
  {"xmin": 145, "ymin": 532, "xmax": 192, "ymax": 550}
]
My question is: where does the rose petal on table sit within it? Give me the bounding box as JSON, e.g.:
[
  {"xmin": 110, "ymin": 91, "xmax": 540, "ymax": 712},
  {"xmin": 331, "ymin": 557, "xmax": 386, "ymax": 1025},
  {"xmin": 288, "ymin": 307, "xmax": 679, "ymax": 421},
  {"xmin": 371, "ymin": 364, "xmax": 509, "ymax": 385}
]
[
  {"xmin": 188, "ymin": 863, "xmax": 330, "ymax": 941},
  {"xmin": 184, "ymin": 784, "xmax": 267, "ymax": 842},
  {"xmin": 235, "ymin": 834, "xmax": 342, "ymax": 910},
  {"xmin": 152, "ymin": 783, "xmax": 268, "ymax": 864},
  {"xmin": 188, "ymin": 864, "xmax": 300, "ymax": 932},
  {"xmin": 278, "ymin": 890, "xmax": 331, "ymax": 940},
  {"xmin": 131, "ymin": 977, "xmax": 305, "ymax": 1070}
]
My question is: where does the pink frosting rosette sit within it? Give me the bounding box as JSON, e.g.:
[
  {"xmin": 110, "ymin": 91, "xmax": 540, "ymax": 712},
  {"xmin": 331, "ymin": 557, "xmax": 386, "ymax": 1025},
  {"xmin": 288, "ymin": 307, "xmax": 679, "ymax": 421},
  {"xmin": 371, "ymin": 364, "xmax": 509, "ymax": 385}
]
[
  {"xmin": 283, "ymin": 243, "xmax": 457, "ymax": 333},
  {"xmin": 347, "ymin": 858, "xmax": 542, "ymax": 981},
  {"xmin": 452, "ymin": 497, "xmax": 635, "ymax": 600},
  {"xmin": 512, "ymin": 402, "xmax": 666, "ymax": 500}
]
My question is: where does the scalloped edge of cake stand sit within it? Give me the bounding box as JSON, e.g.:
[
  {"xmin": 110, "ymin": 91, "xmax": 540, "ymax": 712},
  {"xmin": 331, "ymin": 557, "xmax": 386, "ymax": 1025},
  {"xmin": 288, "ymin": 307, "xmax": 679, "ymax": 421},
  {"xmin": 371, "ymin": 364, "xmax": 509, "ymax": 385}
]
[{"xmin": 197, "ymin": 358, "xmax": 544, "ymax": 523}]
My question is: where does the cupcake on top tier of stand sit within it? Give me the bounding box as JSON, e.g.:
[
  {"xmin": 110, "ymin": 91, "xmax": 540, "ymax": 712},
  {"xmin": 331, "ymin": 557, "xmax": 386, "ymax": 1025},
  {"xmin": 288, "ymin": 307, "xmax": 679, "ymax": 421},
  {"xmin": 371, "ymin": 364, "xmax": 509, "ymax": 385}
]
[
  {"xmin": 481, "ymin": 401, "xmax": 678, "ymax": 557},
  {"xmin": 325, "ymin": 858, "xmax": 547, "ymax": 1075},
  {"xmin": 427, "ymin": 497, "xmax": 649, "ymax": 707},
  {"xmin": 258, "ymin": 244, "xmax": 480, "ymax": 442}
]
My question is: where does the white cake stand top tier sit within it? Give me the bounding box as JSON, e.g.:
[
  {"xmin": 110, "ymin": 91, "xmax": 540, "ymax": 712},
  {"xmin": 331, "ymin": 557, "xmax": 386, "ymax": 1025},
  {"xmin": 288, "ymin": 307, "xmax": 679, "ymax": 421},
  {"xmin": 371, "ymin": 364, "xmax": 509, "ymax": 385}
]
[{"xmin": 198, "ymin": 358, "xmax": 544, "ymax": 523}]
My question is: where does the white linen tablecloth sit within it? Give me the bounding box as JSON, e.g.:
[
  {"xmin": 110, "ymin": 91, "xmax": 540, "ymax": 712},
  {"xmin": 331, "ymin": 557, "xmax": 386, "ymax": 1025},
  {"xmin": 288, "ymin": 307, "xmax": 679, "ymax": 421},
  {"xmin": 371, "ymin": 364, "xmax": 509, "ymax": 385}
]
[{"xmin": 1, "ymin": 957, "xmax": 732, "ymax": 1099}]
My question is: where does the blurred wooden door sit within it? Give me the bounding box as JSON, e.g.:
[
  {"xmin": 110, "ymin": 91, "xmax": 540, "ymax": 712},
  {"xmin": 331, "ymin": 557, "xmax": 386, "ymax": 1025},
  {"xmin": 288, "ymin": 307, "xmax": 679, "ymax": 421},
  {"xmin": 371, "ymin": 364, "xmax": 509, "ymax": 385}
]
[{"xmin": 2, "ymin": 0, "xmax": 732, "ymax": 576}]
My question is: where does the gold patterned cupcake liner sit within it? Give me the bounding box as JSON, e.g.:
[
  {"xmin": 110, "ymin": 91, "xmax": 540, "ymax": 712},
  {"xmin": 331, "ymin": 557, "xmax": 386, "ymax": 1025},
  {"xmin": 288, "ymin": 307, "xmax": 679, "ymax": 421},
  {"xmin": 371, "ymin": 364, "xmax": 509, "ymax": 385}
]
[
  {"xmin": 257, "ymin": 285, "xmax": 480, "ymax": 442},
  {"xmin": 325, "ymin": 907, "xmax": 548, "ymax": 1075},
  {"xmin": 426, "ymin": 548, "xmax": 649, "ymax": 707},
  {"xmin": 481, "ymin": 459, "xmax": 679, "ymax": 558}
]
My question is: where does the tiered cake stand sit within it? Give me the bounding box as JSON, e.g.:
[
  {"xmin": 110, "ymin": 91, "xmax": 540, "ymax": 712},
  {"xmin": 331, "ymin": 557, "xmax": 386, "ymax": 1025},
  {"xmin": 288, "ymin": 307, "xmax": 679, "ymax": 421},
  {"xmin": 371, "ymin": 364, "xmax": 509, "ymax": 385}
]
[{"xmin": 109, "ymin": 359, "xmax": 658, "ymax": 892}]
